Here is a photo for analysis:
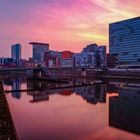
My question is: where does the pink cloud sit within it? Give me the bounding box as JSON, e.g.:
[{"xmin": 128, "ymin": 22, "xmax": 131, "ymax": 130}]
[{"xmin": 0, "ymin": 0, "xmax": 139, "ymax": 58}]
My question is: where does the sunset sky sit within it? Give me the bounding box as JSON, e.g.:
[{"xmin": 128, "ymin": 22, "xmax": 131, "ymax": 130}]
[{"xmin": 0, "ymin": 0, "xmax": 139, "ymax": 58}]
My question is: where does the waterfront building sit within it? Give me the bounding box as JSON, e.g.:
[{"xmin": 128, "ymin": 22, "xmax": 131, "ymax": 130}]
[
  {"xmin": 61, "ymin": 58, "xmax": 75, "ymax": 68},
  {"xmin": 29, "ymin": 42, "xmax": 49, "ymax": 62},
  {"xmin": 82, "ymin": 43, "xmax": 98, "ymax": 53},
  {"xmin": 3, "ymin": 58, "xmax": 14, "ymax": 64},
  {"xmin": 0, "ymin": 57, "xmax": 16, "ymax": 68},
  {"xmin": 98, "ymin": 46, "xmax": 106, "ymax": 67},
  {"xmin": 11, "ymin": 43, "xmax": 21, "ymax": 66},
  {"xmin": 44, "ymin": 51, "xmax": 60, "ymax": 68},
  {"xmin": 109, "ymin": 17, "xmax": 140, "ymax": 65},
  {"xmin": 74, "ymin": 53, "xmax": 95, "ymax": 68},
  {"xmin": 60, "ymin": 51, "xmax": 75, "ymax": 68},
  {"xmin": 21, "ymin": 59, "xmax": 35, "ymax": 68},
  {"xmin": 107, "ymin": 54, "xmax": 117, "ymax": 68},
  {"xmin": 75, "ymin": 44, "xmax": 106, "ymax": 68},
  {"xmin": 0, "ymin": 57, "xmax": 4, "ymax": 64},
  {"xmin": 61, "ymin": 51, "xmax": 73, "ymax": 58}
]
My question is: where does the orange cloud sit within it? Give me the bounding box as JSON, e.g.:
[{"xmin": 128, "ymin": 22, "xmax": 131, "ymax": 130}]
[{"xmin": 0, "ymin": 0, "xmax": 139, "ymax": 58}]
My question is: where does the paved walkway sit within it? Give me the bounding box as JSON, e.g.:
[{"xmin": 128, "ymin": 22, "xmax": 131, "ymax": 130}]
[{"xmin": 0, "ymin": 94, "xmax": 18, "ymax": 140}]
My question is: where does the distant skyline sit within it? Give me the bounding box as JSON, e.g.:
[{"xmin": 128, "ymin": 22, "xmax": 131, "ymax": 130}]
[{"xmin": 0, "ymin": 0, "xmax": 139, "ymax": 58}]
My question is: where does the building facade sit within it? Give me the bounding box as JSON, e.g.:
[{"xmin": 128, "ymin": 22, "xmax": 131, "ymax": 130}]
[
  {"xmin": 107, "ymin": 54, "xmax": 117, "ymax": 68},
  {"xmin": 74, "ymin": 53, "xmax": 95, "ymax": 68},
  {"xmin": 61, "ymin": 58, "xmax": 75, "ymax": 68},
  {"xmin": 98, "ymin": 46, "xmax": 106, "ymax": 67},
  {"xmin": 44, "ymin": 51, "xmax": 61, "ymax": 68},
  {"xmin": 11, "ymin": 43, "xmax": 21, "ymax": 66},
  {"xmin": 30, "ymin": 42, "xmax": 49, "ymax": 62},
  {"xmin": 82, "ymin": 43, "xmax": 98, "ymax": 53},
  {"xmin": 75, "ymin": 44, "xmax": 106, "ymax": 68},
  {"xmin": 109, "ymin": 17, "xmax": 140, "ymax": 65},
  {"xmin": 60, "ymin": 51, "xmax": 75, "ymax": 68}
]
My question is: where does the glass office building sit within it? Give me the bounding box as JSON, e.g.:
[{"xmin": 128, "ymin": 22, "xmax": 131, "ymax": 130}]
[
  {"xmin": 11, "ymin": 43, "xmax": 21, "ymax": 66},
  {"xmin": 109, "ymin": 17, "xmax": 140, "ymax": 65},
  {"xmin": 29, "ymin": 42, "xmax": 49, "ymax": 62}
]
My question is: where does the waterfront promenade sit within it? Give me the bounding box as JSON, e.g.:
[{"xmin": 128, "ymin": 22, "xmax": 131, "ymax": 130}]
[{"xmin": 0, "ymin": 89, "xmax": 18, "ymax": 140}]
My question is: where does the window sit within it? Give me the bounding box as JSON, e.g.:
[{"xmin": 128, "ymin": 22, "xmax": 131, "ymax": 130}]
[
  {"xmin": 112, "ymin": 53, "xmax": 118, "ymax": 56},
  {"xmin": 121, "ymin": 52, "xmax": 128, "ymax": 55}
]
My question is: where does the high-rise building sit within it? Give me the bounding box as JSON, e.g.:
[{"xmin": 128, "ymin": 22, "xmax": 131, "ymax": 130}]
[
  {"xmin": 109, "ymin": 17, "xmax": 140, "ymax": 65},
  {"xmin": 11, "ymin": 43, "xmax": 21, "ymax": 66},
  {"xmin": 29, "ymin": 42, "xmax": 49, "ymax": 62}
]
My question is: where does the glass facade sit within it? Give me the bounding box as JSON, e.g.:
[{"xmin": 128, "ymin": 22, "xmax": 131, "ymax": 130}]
[
  {"xmin": 11, "ymin": 44, "xmax": 21, "ymax": 66},
  {"xmin": 29, "ymin": 43, "xmax": 49, "ymax": 62},
  {"xmin": 11, "ymin": 44, "xmax": 21, "ymax": 60},
  {"xmin": 109, "ymin": 17, "xmax": 140, "ymax": 65}
]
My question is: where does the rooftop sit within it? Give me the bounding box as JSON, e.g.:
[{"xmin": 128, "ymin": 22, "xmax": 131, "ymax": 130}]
[
  {"xmin": 109, "ymin": 16, "xmax": 140, "ymax": 25},
  {"xmin": 29, "ymin": 42, "xmax": 49, "ymax": 46}
]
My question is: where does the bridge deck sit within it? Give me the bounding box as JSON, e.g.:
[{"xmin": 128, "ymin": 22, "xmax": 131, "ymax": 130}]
[{"xmin": 4, "ymin": 81, "xmax": 104, "ymax": 93}]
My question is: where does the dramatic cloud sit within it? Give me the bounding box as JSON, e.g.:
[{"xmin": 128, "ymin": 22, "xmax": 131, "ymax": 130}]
[{"xmin": 0, "ymin": 0, "xmax": 139, "ymax": 58}]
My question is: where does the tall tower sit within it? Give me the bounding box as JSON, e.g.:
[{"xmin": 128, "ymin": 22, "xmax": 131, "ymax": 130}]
[
  {"xmin": 29, "ymin": 42, "xmax": 49, "ymax": 62},
  {"xmin": 109, "ymin": 17, "xmax": 140, "ymax": 65},
  {"xmin": 11, "ymin": 43, "xmax": 21, "ymax": 66}
]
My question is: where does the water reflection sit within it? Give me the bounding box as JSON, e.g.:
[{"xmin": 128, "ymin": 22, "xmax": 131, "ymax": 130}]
[
  {"xmin": 3, "ymin": 76, "xmax": 140, "ymax": 140},
  {"xmin": 26, "ymin": 79, "xmax": 107, "ymax": 105},
  {"xmin": 109, "ymin": 85, "xmax": 140, "ymax": 135},
  {"xmin": 75, "ymin": 84, "xmax": 106, "ymax": 104},
  {"xmin": 4, "ymin": 77, "xmax": 25, "ymax": 99}
]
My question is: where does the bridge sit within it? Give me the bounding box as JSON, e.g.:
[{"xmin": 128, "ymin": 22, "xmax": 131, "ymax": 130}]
[
  {"xmin": 0, "ymin": 67, "xmax": 48, "ymax": 77},
  {"xmin": 3, "ymin": 80, "xmax": 104, "ymax": 93},
  {"xmin": 0, "ymin": 67, "xmax": 42, "ymax": 72}
]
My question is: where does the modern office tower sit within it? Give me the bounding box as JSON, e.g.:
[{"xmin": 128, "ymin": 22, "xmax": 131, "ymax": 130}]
[
  {"xmin": 29, "ymin": 42, "xmax": 49, "ymax": 62},
  {"xmin": 11, "ymin": 43, "xmax": 21, "ymax": 66},
  {"xmin": 109, "ymin": 17, "xmax": 140, "ymax": 65}
]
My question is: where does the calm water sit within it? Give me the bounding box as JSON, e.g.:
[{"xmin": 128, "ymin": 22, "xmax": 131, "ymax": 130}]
[{"xmin": 3, "ymin": 76, "xmax": 140, "ymax": 140}]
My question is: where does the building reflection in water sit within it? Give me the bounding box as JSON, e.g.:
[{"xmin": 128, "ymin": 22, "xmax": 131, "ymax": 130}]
[
  {"xmin": 29, "ymin": 91, "xmax": 49, "ymax": 103},
  {"xmin": 4, "ymin": 77, "xmax": 23, "ymax": 99},
  {"xmin": 75, "ymin": 83, "xmax": 107, "ymax": 104},
  {"xmin": 26, "ymin": 79, "xmax": 107, "ymax": 105},
  {"xmin": 12, "ymin": 77, "xmax": 21, "ymax": 99},
  {"xmin": 109, "ymin": 85, "xmax": 140, "ymax": 135},
  {"xmin": 4, "ymin": 76, "xmax": 140, "ymax": 138},
  {"xmin": 27, "ymin": 80, "xmax": 140, "ymax": 135}
]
